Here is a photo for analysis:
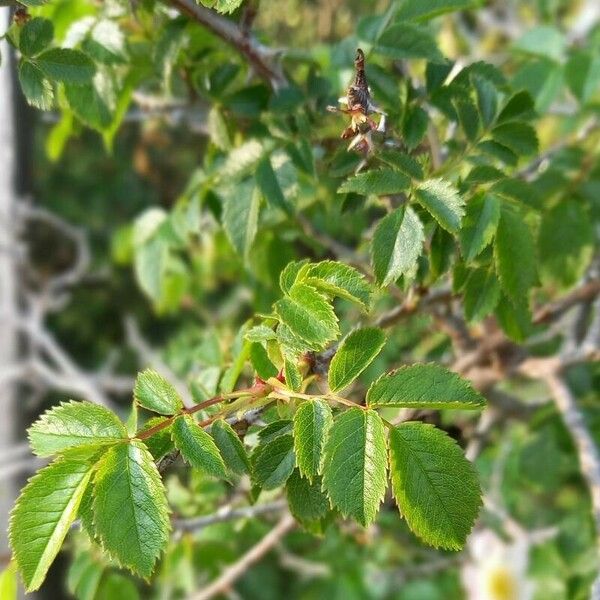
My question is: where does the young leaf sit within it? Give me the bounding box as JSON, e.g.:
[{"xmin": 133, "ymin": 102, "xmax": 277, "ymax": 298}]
[
  {"xmin": 371, "ymin": 206, "xmax": 424, "ymax": 287},
  {"xmin": 328, "ymin": 328, "xmax": 386, "ymax": 393},
  {"xmin": 172, "ymin": 415, "xmax": 227, "ymax": 479},
  {"xmin": 414, "ymin": 179, "xmax": 465, "ymax": 234},
  {"xmin": 494, "ymin": 204, "xmax": 537, "ymax": 300},
  {"xmin": 304, "ymin": 261, "xmax": 372, "ymax": 310},
  {"xmin": 322, "ymin": 408, "xmax": 387, "ymax": 527},
  {"xmin": 367, "ymin": 363, "xmax": 485, "ymax": 409},
  {"xmin": 275, "ymin": 283, "xmax": 339, "ymax": 349},
  {"xmin": 293, "ymin": 399, "xmax": 333, "ymax": 481},
  {"xmin": 9, "ymin": 457, "xmax": 94, "ymax": 591},
  {"xmin": 389, "ymin": 422, "xmax": 482, "ymax": 550},
  {"xmin": 286, "ymin": 470, "xmax": 328, "ymax": 523},
  {"xmin": 252, "ymin": 433, "xmax": 295, "ymax": 490},
  {"xmin": 36, "ymin": 48, "xmax": 96, "ymax": 84},
  {"xmin": 338, "ymin": 169, "xmax": 410, "ymax": 196},
  {"xmin": 459, "ymin": 193, "xmax": 500, "ymax": 261},
  {"xmin": 93, "ymin": 441, "xmax": 169, "ymax": 577},
  {"xmin": 279, "ymin": 259, "xmax": 309, "ymax": 294},
  {"xmin": 211, "ymin": 419, "xmax": 250, "ymax": 476},
  {"xmin": 134, "ymin": 369, "xmax": 183, "ymax": 415},
  {"xmin": 19, "ymin": 17, "xmax": 53, "ymax": 57},
  {"xmin": 28, "ymin": 400, "xmax": 127, "ymax": 457}
]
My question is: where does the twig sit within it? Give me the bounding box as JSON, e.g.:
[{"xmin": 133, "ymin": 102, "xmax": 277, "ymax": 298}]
[
  {"xmin": 174, "ymin": 500, "xmax": 287, "ymax": 532},
  {"xmin": 187, "ymin": 513, "xmax": 295, "ymax": 600},
  {"xmin": 165, "ymin": 0, "xmax": 286, "ymax": 89}
]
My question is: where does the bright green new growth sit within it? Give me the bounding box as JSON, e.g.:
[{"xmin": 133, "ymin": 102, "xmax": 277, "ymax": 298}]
[
  {"xmin": 9, "ymin": 457, "xmax": 94, "ymax": 591},
  {"xmin": 92, "ymin": 441, "xmax": 170, "ymax": 577},
  {"xmin": 28, "ymin": 400, "xmax": 127, "ymax": 456},
  {"xmin": 322, "ymin": 408, "xmax": 387, "ymax": 527},
  {"xmin": 328, "ymin": 328, "xmax": 386, "ymax": 393},
  {"xmin": 389, "ymin": 422, "xmax": 482, "ymax": 550},
  {"xmin": 367, "ymin": 363, "xmax": 486, "ymax": 409},
  {"xmin": 134, "ymin": 369, "xmax": 183, "ymax": 415},
  {"xmin": 293, "ymin": 399, "xmax": 333, "ymax": 481},
  {"xmin": 172, "ymin": 415, "xmax": 228, "ymax": 479}
]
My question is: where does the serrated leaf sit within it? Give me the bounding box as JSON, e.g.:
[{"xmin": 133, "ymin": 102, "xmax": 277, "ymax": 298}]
[
  {"xmin": 10, "ymin": 457, "xmax": 94, "ymax": 591},
  {"xmin": 245, "ymin": 324, "xmax": 277, "ymax": 343},
  {"xmin": 497, "ymin": 90, "xmax": 535, "ymax": 123},
  {"xmin": 93, "ymin": 441, "xmax": 169, "ymax": 577},
  {"xmin": 19, "ymin": 17, "xmax": 53, "ymax": 57},
  {"xmin": 293, "ymin": 399, "xmax": 333, "ymax": 481},
  {"xmin": 36, "ymin": 48, "xmax": 96, "ymax": 84},
  {"xmin": 200, "ymin": 0, "xmax": 244, "ymax": 14},
  {"xmin": 389, "ymin": 422, "xmax": 482, "ymax": 550},
  {"xmin": 279, "ymin": 259, "xmax": 309, "ymax": 294},
  {"xmin": 463, "ymin": 268, "xmax": 500, "ymax": 322},
  {"xmin": 249, "ymin": 342, "xmax": 278, "ymax": 380},
  {"xmin": 211, "ymin": 419, "xmax": 250, "ymax": 476},
  {"xmin": 284, "ymin": 358, "xmax": 303, "ymax": 392},
  {"xmin": 322, "ymin": 408, "xmax": 387, "ymax": 526},
  {"xmin": 338, "ymin": 169, "xmax": 410, "ymax": 196},
  {"xmin": 491, "ymin": 122, "xmax": 538, "ymax": 156},
  {"xmin": 286, "ymin": 470, "xmax": 328, "ymax": 523},
  {"xmin": 460, "ymin": 193, "xmax": 500, "ymax": 261},
  {"xmin": 414, "ymin": 179, "xmax": 465, "ymax": 233},
  {"xmin": 252, "ymin": 434, "xmax": 295, "ymax": 490},
  {"xmin": 371, "ymin": 206, "xmax": 424, "ymax": 287},
  {"xmin": 28, "ymin": 401, "xmax": 126, "ymax": 457},
  {"xmin": 367, "ymin": 363, "xmax": 486, "ymax": 409},
  {"xmin": 275, "ymin": 283, "xmax": 339, "ymax": 349},
  {"xmin": 172, "ymin": 415, "xmax": 227, "ymax": 478},
  {"xmin": 19, "ymin": 61, "xmax": 53, "ymax": 110},
  {"xmin": 377, "ymin": 149, "xmax": 424, "ymax": 180},
  {"xmin": 494, "ymin": 204, "xmax": 537, "ymax": 300},
  {"xmin": 329, "ymin": 328, "xmax": 386, "ymax": 393},
  {"xmin": 304, "ymin": 261, "xmax": 372, "ymax": 309},
  {"xmin": 134, "ymin": 369, "xmax": 183, "ymax": 415},
  {"xmin": 222, "ymin": 180, "xmax": 261, "ymax": 261},
  {"xmin": 256, "ymin": 155, "xmax": 291, "ymax": 214}
]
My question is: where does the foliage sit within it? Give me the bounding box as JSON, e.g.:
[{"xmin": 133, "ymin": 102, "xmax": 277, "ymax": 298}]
[{"xmin": 3, "ymin": 0, "xmax": 600, "ymax": 597}]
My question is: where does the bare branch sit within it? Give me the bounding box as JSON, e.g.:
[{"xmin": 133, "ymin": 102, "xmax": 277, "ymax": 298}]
[
  {"xmin": 187, "ymin": 513, "xmax": 295, "ymax": 600},
  {"xmin": 165, "ymin": 0, "xmax": 287, "ymax": 89}
]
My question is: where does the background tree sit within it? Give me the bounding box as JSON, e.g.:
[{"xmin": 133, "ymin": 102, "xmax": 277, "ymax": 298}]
[{"xmin": 1, "ymin": 0, "xmax": 600, "ymax": 599}]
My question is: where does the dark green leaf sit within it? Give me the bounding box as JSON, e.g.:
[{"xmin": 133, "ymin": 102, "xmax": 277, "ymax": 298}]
[
  {"xmin": 211, "ymin": 419, "xmax": 250, "ymax": 476},
  {"xmin": 19, "ymin": 17, "xmax": 53, "ymax": 57},
  {"xmin": 36, "ymin": 48, "xmax": 95, "ymax": 84},
  {"xmin": 491, "ymin": 122, "xmax": 538, "ymax": 156},
  {"xmin": 459, "ymin": 193, "xmax": 500, "ymax": 261},
  {"xmin": 286, "ymin": 470, "xmax": 328, "ymax": 523},
  {"xmin": 293, "ymin": 399, "xmax": 333, "ymax": 481},
  {"xmin": 338, "ymin": 169, "xmax": 410, "ymax": 196},
  {"xmin": 414, "ymin": 179, "xmax": 465, "ymax": 233},
  {"xmin": 252, "ymin": 434, "xmax": 295, "ymax": 490},
  {"xmin": 19, "ymin": 61, "xmax": 53, "ymax": 110}
]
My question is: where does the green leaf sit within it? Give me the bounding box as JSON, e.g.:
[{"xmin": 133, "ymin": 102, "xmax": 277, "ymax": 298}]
[
  {"xmin": 566, "ymin": 50, "xmax": 600, "ymax": 103},
  {"xmin": 286, "ymin": 470, "xmax": 329, "ymax": 523},
  {"xmin": 304, "ymin": 261, "xmax": 372, "ymax": 309},
  {"xmin": 172, "ymin": 415, "xmax": 227, "ymax": 479},
  {"xmin": 19, "ymin": 17, "xmax": 53, "ymax": 57},
  {"xmin": 459, "ymin": 193, "xmax": 500, "ymax": 261},
  {"xmin": 256, "ymin": 155, "xmax": 291, "ymax": 214},
  {"xmin": 494, "ymin": 204, "xmax": 537, "ymax": 300},
  {"xmin": 491, "ymin": 122, "xmax": 538, "ymax": 156},
  {"xmin": 389, "ymin": 422, "xmax": 482, "ymax": 550},
  {"xmin": 9, "ymin": 456, "xmax": 94, "ymax": 591},
  {"xmin": 322, "ymin": 408, "xmax": 387, "ymax": 527},
  {"xmin": 222, "ymin": 180, "xmax": 261, "ymax": 261},
  {"xmin": 377, "ymin": 149, "xmax": 424, "ymax": 180},
  {"xmin": 414, "ymin": 179, "xmax": 465, "ymax": 233},
  {"xmin": 207, "ymin": 105, "xmax": 231, "ymax": 150},
  {"xmin": 293, "ymin": 399, "xmax": 333, "ymax": 482},
  {"xmin": 0, "ymin": 563, "xmax": 17, "ymax": 600},
  {"xmin": 376, "ymin": 23, "xmax": 444, "ymax": 62},
  {"xmin": 403, "ymin": 105, "xmax": 429, "ymax": 149},
  {"xmin": 252, "ymin": 433, "xmax": 295, "ymax": 490},
  {"xmin": 463, "ymin": 268, "xmax": 500, "ymax": 322},
  {"xmin": 134, "ymin": 369, "xmax": 183, "ymax": 415},
  {"xmin": 249, "ymin": 342, "xmax": 278, "ymax": 380},
  {"xmin": 396, "ymin": 0, "xmax": 475, "ymax": 21},
  {"xmin": 512, "ymin": 26, "xmax": 566, "ymax": 62},
  {"xmin": 497, "ymin": 90, "xmax": 535, "ymax": 123},
  {"xmin": 36, "ymin": 48, "xmax": 96, "ymax": 84},
  {"xmin": 28, "ymin": 401, "xmax": 126, "ymax": 457},
  {"xmin": 19, "ymin": 61, "xmax": 53, "ymax": 110},
  {"xmin": 495, "ymin": 293, "xmax": 531, "ymax": 342},
  {"xmin": 67, "ymin": 550, "xmax": 103, "ymax": 599},
  {"xmin": 93, "ymin": 441, "xmax": 169, "ymax": 577},
  {"xmin": 279, "ymin": 259, "xmax": 309, "ymax": 294},
  {"xmin": 200, "ymin": 0, "xmax": 244, "ymax": 14},
  {"xmin": 338, "ymin": 168, "xmax": 410, "ymax": 196},
  {"xmin": 140, "ymin": 418, "xmax": 174, "ymax": 461},
  {"xmin": 367, "ymin": 363, "xmax": 486, "ymax": 409},
  {"xmin": 284, "ymin": 358, "xmax": 303, "ymax": 392},
  {"xmin": 97, "ymin": 573, "xmax": 139, "ymax": 600},
  {"xmin": 371, "ymin": 206, "xmax": 424, "ymax": 287},
  {"xmin": 329, "ymin": 328, "xmax": 386, "ymax": 393},
  {"xmin": 211, "ymin": 419, "xmax": 250, "ymax": 476},
  {"xmin": 275, "ymin": 283, "xmax": 339, "ymax": 349},
  {"xmin": 538, "ymin": 200, "xmax": 594, "ymax": 288},
  {"xmin": 64, "ymin": 78, "xmax": 112, "ymax": 131}
]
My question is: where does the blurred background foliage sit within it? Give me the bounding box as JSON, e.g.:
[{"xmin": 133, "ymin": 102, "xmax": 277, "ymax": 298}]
[{"xmin": 2, "ymin": 0, "xmax": 600, "ymax": 598}]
